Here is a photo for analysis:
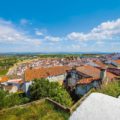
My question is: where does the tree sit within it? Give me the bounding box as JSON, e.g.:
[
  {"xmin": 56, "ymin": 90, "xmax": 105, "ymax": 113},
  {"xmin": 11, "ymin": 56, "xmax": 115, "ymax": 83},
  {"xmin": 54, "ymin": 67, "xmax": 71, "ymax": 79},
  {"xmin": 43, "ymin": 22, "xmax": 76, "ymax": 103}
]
[{"xmin": 29, "ymin": 78, "xmax": 73, "ymax": 107}]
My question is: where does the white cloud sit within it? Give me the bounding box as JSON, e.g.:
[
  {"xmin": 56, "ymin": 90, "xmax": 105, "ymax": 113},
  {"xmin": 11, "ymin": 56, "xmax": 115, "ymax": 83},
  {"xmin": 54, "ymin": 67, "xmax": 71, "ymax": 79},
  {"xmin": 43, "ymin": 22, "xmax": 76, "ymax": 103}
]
[
  {"xmin": 67, "ymin": 18, "xmax": 120, "ymax": 41},
  {"xmin": 0, "ymin": 19, "xmax": 41, "ymax": 46},
  {"xmin": 35, "ymin": 30, "xmax": 43, "ymax": 36},
  {"xmin": 1, "ymin": 18, "xmax": 120, "ymax": 52},
  {"xmin": 44, "ymin": 36, "xmax": 61, "ymax": 42}
]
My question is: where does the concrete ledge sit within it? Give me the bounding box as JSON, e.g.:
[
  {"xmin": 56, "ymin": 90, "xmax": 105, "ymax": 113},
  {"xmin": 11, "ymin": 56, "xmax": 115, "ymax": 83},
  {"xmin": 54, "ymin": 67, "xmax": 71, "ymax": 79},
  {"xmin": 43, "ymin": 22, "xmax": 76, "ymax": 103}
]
[
  {"xmin": 0, "ymin": 98, "xmax": 45, "ymax": 111},
  {"xmin": 0, "ymin": 89, "xmax": 95, "ymax": 114},
  {"xmin": 46, "ymin": 98, "xmax": 70, "ymax": 113},
  {"xmin": 70, "ymin": 89, "xmax": 94, "ymax": 113}
]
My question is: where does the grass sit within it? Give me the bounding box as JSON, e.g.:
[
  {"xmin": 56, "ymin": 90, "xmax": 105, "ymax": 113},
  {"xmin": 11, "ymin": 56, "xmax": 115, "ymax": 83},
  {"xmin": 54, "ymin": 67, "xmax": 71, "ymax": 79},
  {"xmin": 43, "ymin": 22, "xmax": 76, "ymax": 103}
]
[
  {"xmin": 96, "ymin": 81, "xmax": 120, "ymax": 97},
  {"xmin": 0, "ymin": 101, "xmax": 70, "ymax": 120},
  {"xmin": 0, "ymin": 69, "xmax": 8, "ymax": 76}
]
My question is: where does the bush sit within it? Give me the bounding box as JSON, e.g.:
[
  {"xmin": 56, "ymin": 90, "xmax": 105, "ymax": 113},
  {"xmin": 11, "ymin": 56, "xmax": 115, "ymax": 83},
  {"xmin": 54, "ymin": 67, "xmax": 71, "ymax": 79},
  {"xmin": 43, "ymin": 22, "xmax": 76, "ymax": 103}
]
[
  {"xmin": 96, "ymin": 81, "xmax": 120, "ymax": 97},
  {"xmin": 0, "ymin": 90, "xmax": 21, "ymax": 109},
  {"xmin": 29, "ymin": 78, "xmax": 73, "ymax": 107},
  {"xmin": 0, "ymin": 89, "xmax": 30, "ymax": 109}
]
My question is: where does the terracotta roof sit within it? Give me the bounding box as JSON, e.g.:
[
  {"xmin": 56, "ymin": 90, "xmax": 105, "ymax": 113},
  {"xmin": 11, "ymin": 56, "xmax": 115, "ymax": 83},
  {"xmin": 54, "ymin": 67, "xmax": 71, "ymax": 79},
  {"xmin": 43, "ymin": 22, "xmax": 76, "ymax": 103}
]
[
  {"xmin": 113, "ymin": 59, "xmax": 120, "ymax": 65},
  {"xmin": 93, "ymin": 60, "xmax": 106, "ymax": 69},
  {"xmin": 76, "ymin": 65, "xmax": 101, "ymax": 79},
  {"xmin": 0, "ymin": 76, "xmax": 8, "ymax": 83},
  {"xmin": 106, "ymin": 71, "xmax": 117, "ymax": 80},
  {"xmin": 76, "ymin": 72, "xmax": 117, "ymax": 85},
  {"xmin": 25, "ymin": 66, "xmax": 71, "ymax": 81},
  {"xmin": 107, "ymin": 64, "xmax": 116, "ymax": 68},
  {"xmin": 77, "ymin": 77, "xmax": 99, "ymax": 85},
  {"xmin": 76, "ymin": 65, "xmax": 117, "ymax": 84}
]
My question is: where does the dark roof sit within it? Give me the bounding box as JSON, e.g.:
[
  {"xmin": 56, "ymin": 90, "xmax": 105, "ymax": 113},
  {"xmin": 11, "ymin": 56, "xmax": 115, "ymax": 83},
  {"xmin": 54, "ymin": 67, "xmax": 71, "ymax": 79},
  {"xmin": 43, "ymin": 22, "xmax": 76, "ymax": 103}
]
[{"xmin": 107, "ymin": 68, "xmax": 120, "ymax": 76}]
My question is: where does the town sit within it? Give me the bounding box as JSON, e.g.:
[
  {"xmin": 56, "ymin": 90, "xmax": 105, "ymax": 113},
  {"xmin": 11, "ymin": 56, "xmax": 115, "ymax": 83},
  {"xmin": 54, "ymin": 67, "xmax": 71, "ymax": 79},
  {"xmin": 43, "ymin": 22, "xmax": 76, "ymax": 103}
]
[
  {"xmin": 1, "ymin": 0, "xmax": 120, "ymax": 119},
  {"xmin": 0, "ymin": 53, "xmax": 120, "ymax": 93},
  {"xmin": 0, "ymin": 53, "xmax": 120, "ymax": 119}
]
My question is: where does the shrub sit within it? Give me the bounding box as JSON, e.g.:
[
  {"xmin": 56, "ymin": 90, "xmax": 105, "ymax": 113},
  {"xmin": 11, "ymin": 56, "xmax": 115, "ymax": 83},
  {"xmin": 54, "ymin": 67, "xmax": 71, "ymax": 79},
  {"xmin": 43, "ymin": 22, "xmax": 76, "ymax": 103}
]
[
  {"xmin": 29, "ymin": 78, "xmax": 73, "ymax": 107},
  {"xmin": 96, "ymin": 81, "xmax": 120, "ymax": 97},
  {"xmin": 0, "ymin": 89, "xmax": 29, "ymax": 109}
]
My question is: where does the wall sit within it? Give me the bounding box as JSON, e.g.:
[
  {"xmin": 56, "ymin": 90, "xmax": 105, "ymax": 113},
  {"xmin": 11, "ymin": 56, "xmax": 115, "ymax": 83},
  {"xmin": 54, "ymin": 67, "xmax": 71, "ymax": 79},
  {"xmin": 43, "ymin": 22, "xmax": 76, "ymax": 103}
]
[
  {"xmin": 75, "ymin": 81, "xmax": 100, "ymax": 96},
  {"xmin": 47, "ymin": 74, "xmax": 66, "ymax": 82},
  {"xmin": 22, "ymin": 74, "xmax": 66, "ymax": 93},
  {"xmin": 22, "ymin": 81, "xmax": 32, "ymax": 93}
]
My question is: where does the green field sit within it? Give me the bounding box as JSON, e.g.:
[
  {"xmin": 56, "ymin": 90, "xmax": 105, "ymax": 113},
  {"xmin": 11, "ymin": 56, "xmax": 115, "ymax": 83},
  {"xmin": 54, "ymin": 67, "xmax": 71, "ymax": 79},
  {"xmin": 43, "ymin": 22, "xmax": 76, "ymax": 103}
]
[
  {"xmin": 0, "ymin": 69, "xmax": 8, "ymax": 76},
  {"xmin": 0, "ymin": 101, "xmax": 70, "ymax": 120}
]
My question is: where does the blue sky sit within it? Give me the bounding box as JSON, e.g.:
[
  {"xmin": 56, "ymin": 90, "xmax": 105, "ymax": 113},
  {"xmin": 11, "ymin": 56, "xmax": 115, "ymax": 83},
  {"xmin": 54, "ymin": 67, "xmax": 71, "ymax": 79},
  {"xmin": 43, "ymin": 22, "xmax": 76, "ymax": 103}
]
[{"xmin": 0, "ymin": 0, "xmax": 120, "ymax": 52}]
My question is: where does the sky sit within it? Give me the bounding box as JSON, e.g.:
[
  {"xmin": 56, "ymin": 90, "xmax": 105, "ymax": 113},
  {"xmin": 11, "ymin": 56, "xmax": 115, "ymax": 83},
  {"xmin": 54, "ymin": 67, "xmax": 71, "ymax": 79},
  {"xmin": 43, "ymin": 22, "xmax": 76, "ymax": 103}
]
[{"xmin": 0, "ymin": 0, "xmax": 120, "ymax": 53}]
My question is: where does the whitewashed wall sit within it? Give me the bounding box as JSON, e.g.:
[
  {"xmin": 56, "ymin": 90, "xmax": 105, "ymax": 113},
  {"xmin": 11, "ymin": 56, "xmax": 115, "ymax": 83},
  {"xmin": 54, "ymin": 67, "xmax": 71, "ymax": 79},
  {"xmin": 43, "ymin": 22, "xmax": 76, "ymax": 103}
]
[
  {"xmin": 47, "ymin": 74, "xmax": 66, "ymax": 82},
  {"xmin": 23, "ymin": 74, "xmax": 66, "ymax": 93}
]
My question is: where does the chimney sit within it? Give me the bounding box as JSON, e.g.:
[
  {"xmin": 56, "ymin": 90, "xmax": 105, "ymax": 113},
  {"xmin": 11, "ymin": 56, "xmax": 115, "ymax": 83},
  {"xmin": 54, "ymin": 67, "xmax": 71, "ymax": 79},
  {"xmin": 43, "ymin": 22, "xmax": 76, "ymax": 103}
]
[
  {"xmin": 100, "ymin": 67, "xmax": 109, "ymax": 84},
  {"xmin": 100, "ymin": 68, "xmax": 106, "ymax": 81}
]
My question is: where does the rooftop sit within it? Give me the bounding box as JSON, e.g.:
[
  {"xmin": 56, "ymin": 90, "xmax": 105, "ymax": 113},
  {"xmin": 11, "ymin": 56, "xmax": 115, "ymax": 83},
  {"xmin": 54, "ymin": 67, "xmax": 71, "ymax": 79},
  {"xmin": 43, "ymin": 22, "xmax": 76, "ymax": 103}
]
[
  {"xmin": 77, "ymin": 78, "xmax": 99, "ymax": 85},
  {"xmin": 0, "ymin": 76, "xmax": 8, "ymax": 83},
  {"xmin": 76, "ymin": 65, "xmax": 118, "ymax": 83},
  {"xmin": 76, "ymin": 65, "xmax": 101, "ymax": 79},
  {"xmin": 25, "ymin": 66, "xmax": 71, "ymax": 81},
  {"xmin": 93, "ymin": 60, "xmax": 107, "ymax": 69},
  {"xmin": 113, "ymin": 59, "xmax": 120, "ymax": 65}
]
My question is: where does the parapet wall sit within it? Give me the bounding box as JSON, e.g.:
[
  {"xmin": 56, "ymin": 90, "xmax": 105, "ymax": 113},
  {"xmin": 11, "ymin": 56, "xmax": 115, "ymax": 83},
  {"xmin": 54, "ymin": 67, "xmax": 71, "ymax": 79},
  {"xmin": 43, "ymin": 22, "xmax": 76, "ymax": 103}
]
[{"xmin": 0, "ymin": 89, "xmax": 94, "ymax": 114}]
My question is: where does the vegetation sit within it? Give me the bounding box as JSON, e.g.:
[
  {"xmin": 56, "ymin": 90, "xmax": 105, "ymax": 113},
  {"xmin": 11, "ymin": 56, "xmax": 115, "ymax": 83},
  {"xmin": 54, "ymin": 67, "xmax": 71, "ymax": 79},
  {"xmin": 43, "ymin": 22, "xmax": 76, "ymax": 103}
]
[
  {"xmin": 29, "ymin": 78, "xmax": 73, "ymax": 107},
  {"xmin": 0, "ymin": 56, "xmax": 18, "ymax": 76},
  {"xmin": 96, "ymin": 81, "xmax": 120, "ymax": 97},
  {"xmin": 38, "ymin": 54, "xmax": 81, "ymax": 58},
  {"xmin": 0, "ymin": 79, "xmax": 71, "ymax": 120},
  {"xmin": 0, "ymin": 90, "xmax": 29, "ymax": 110},
  {"xmin": 0, "ymin": 69, "xmax": 8, "ymax": 76},
  {"xmin": 0, "ymin": 54, "xmax": 38, "ymax": 76},
  {"xmin": 0, "ymin": 78, "xmax": 72, "ymax": 110},
  {"xmin": 0, "ymin": 101, "xmax": 70, "ymax": 120}
]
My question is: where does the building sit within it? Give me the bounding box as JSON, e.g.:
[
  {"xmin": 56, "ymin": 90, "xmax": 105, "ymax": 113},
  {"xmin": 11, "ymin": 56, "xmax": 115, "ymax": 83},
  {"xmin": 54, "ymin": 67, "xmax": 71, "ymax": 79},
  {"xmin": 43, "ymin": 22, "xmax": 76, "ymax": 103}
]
[
  {"xmin": 64, "ymin": 65, "xmax": 119, "ymax": 96},
  {"xmin": 0, "ymin": 76, "xmax": 8, "ymax": 83},
  {"xmin": 1, "ymin": 78, "xmax": 23, "ymax": 93},
  {"xmin": 0, "ymin": 76, "xmax": 8, "ymax": 89},
  {"xmin": 23, "ymin": 66, "xmax": 71, "ymax": 93}
]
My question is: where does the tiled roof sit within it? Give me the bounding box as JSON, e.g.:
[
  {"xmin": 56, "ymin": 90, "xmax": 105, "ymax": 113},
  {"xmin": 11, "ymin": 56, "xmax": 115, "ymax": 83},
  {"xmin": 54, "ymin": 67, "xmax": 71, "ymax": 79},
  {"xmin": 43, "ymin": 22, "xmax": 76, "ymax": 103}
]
[
  {"xmin": 113, "ymin": 59, "xmax": 120, "ymax": 65},
  {"xmin": 107, "ymin": 68, "xmax": 120, "ymax": 76},
  {"xmin": 93, "ymin": 60, "xmax": 106, "ymax": 69},
  {"xmin": 76, "ymin": 65, "xmax": 101, "ymax": 79},
  {"xmin": 77, "ymin": 77, "xmax": 99, "ymax": 85},
  {"xmin": 76, "ymin": 65, "xmax": 117, "ymax": 84},
  {"xmin": 107, "ymin": 64, "xmax": 116, "ymax": 68},
  {"xmin": 25, "ymin": 66, "xmax": 71, "ymax": 81},
  {"xmin": 106, "ymin": 71, "xmax": 117, "ymax": 80},
  {"xmin": 0, "ymin": 76, "xmax": 8, "ymax": 83}
]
